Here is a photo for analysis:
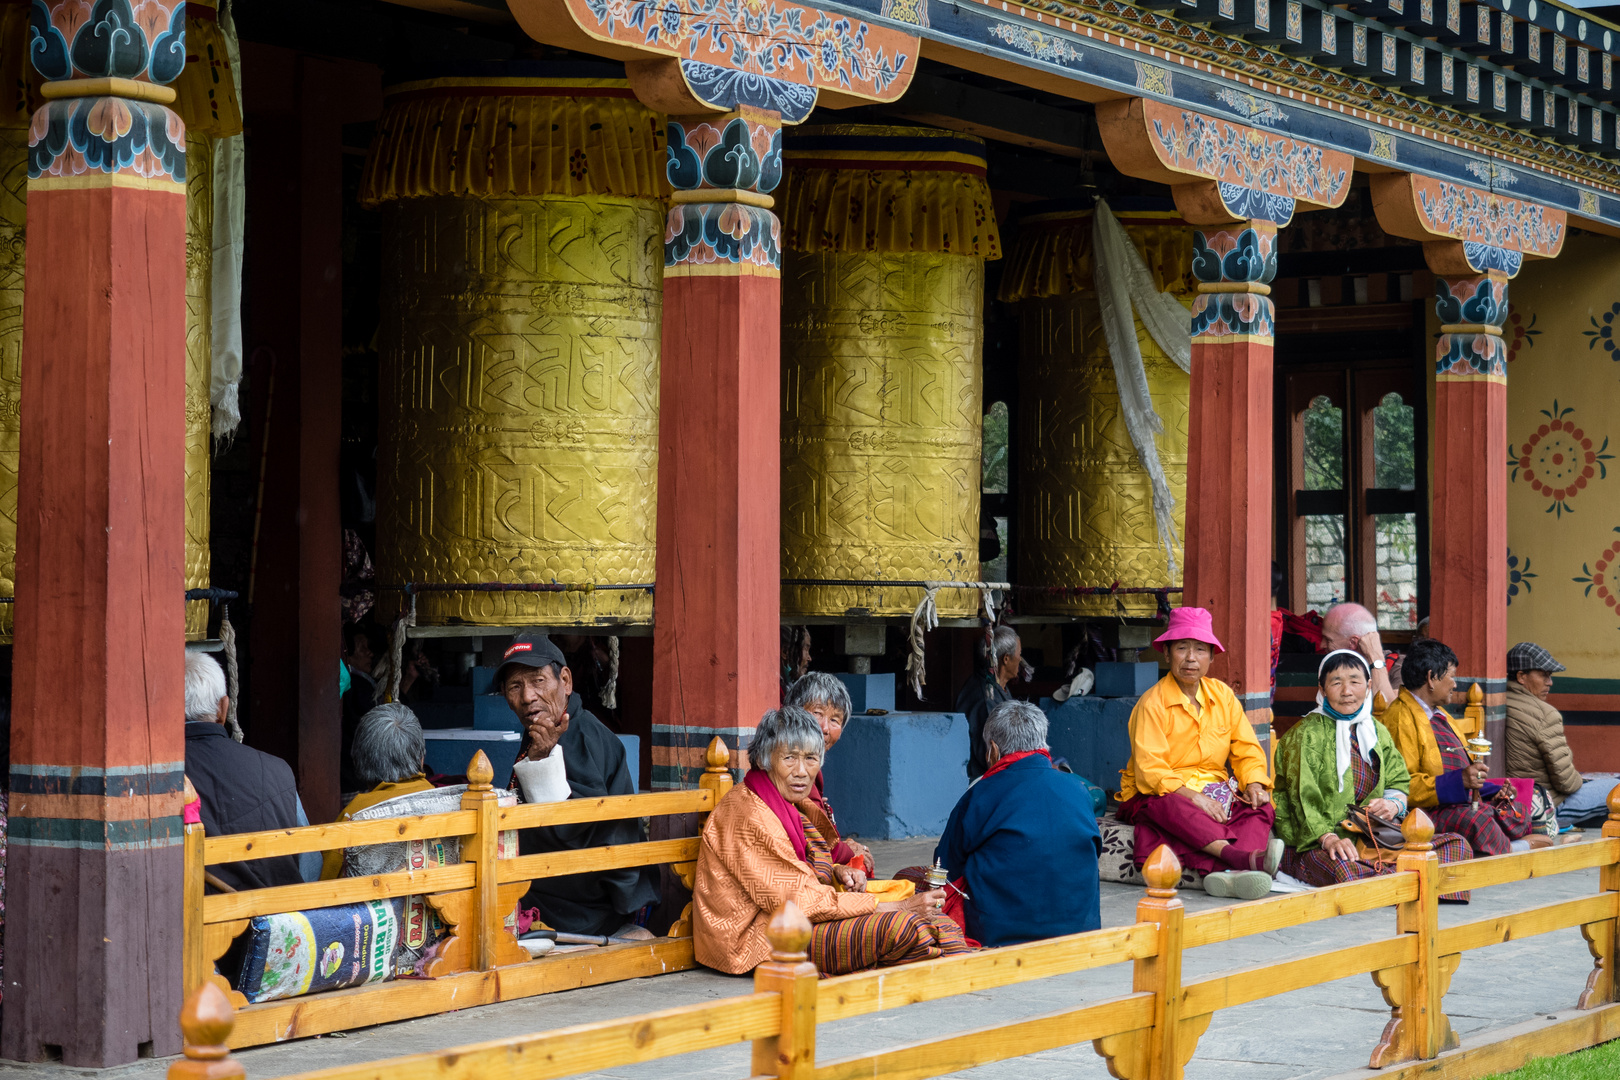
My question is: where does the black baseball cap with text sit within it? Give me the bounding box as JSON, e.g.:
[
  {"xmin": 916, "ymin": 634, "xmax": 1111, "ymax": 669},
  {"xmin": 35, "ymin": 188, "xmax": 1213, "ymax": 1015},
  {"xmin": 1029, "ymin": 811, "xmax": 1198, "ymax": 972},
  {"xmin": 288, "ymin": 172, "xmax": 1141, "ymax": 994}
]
[{"xmin": 493, "ymin": 632, "xmax": 568, "ymax": 689}]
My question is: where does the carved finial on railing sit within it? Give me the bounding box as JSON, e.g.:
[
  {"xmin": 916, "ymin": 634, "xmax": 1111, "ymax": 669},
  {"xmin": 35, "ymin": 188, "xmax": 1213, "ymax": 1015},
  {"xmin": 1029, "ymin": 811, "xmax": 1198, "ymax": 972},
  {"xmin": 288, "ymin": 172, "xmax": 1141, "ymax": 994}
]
[
  {"xmin": 168, "ymin": 983, "xmax": 244, "ymax": 1080},
  {"xmin": 1466, "ymin": 682, "xmax": 1483, "ymax": 708},
  {"xmin": 467, "ymin": 750, "xmax": 494, "ymax": 791},
  {"xmin": 1402, "ymin": 808, "xmax": 1435, "ymax": 851},
  {"xmin": 1608, "ymin": 782, "xmax": 1620, "ymax": 821},
  {"xmin": 1143, "ymin": 845, "xmax": 1182, "ymax": 898},
  {"xmin": 705, "ymin": 736, "xmax": 731, "ymax": 771},
  {"xmin": 768, "ymin": 901, "xmax": 813, "ymax": 962}
]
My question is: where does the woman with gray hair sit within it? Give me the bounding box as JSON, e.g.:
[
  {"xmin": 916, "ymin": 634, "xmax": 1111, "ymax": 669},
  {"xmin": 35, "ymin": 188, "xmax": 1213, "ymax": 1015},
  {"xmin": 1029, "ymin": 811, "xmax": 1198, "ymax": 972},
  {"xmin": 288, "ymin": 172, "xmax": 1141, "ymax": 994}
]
[
  {"xmin": 932, "ymin": 700, "xmax": 1102, "ymax": 946},
  {"xmin": 784, "ymin": 672, "xmax": 873, "ymax": 875},
  {"xmin": 320, "ymin": 703, "xmax": 437, "ymax": 879},
  {"xmin": 693, "ymin": 707, "xmax": 972, "ymax": 975}
]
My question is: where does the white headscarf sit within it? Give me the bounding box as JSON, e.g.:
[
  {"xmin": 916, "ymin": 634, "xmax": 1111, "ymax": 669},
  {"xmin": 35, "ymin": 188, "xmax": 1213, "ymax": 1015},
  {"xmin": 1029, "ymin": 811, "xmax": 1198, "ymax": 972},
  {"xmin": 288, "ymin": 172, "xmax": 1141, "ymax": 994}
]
[{"xmin": 1316, "ymin": 649, "xmax": 1377, "ymax": 793}]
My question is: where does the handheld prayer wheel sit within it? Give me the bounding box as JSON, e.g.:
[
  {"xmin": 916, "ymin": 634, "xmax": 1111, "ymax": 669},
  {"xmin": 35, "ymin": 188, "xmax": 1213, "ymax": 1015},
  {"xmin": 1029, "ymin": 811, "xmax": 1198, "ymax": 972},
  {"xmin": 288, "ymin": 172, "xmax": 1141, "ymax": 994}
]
[
  {"xmin": 998, "ymin": 205, "xmax": 1196, "ymax": 618},
  {"xmin": 778, "ymin": 125, "xmax": 1001, "ymax": 618},
  {"xmin": 361, "ymin": 67, "xmax": 666, "ymax": 625}
]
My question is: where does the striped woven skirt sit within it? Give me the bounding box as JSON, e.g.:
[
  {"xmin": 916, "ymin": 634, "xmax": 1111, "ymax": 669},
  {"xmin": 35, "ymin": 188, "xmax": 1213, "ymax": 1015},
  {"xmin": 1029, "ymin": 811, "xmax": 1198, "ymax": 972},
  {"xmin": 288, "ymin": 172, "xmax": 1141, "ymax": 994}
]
[{"xmin": 809, "ymin": 911, "xmax": 973, "ymax": 977}]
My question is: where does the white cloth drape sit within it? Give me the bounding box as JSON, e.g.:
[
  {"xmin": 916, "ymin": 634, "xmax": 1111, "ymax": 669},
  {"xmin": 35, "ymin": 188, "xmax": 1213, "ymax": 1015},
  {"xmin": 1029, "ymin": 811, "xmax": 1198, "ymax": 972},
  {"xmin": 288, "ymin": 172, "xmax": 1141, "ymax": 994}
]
[
  {"xmin": 209, "ymin": 0, "xmax": 246, "ymax": 442},
  {"xmin": 1090, "ymin": 198, "xmax": 1193, "ymax": 578}
]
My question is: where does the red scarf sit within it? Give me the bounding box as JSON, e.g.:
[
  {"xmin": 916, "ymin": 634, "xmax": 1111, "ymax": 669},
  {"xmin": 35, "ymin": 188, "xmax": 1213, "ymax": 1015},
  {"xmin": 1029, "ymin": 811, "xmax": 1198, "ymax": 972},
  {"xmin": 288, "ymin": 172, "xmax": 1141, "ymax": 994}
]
[
  {"xmin": 743, "ymin": 769, "xmax": 810, "ymax": 866},
  {"xmin": 981, "ymin": 748, "xmax": 1051, "ymax": 781}
]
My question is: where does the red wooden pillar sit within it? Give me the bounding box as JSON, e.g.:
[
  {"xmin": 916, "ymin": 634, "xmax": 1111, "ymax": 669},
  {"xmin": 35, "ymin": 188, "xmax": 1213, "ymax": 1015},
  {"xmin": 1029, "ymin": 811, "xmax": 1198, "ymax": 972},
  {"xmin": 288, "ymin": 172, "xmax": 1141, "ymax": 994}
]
[
  {"xmin": 3, "ymin": 1, "xmax": 190, "ymax": 1064},
  {"xmin": 651, "ymin": 109, "xmax": 783, "ymax": 787},
  {"xmin": 1182, "ymin": 220, "xmax": 1279, "ymax": 738},
  {"xmin": 1429, "ymin": 269, "xmax": 1511, "ymax": 768}
]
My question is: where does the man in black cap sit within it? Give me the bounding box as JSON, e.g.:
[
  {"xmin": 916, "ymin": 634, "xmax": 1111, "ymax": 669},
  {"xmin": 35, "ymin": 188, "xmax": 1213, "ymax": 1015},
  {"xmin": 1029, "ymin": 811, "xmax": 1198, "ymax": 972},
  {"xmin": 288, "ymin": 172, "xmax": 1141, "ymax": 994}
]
[{"xmin": 496, "ymin": 632, "xmax": 659, "ymax": 937}]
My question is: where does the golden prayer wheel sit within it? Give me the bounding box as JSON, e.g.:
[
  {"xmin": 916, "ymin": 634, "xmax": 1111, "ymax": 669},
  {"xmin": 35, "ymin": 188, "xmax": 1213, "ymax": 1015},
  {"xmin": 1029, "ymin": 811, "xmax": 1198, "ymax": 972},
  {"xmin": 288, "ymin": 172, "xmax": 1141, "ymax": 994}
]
[
  {"xmin": 998, "ymin": 206, "xmax": 1197, "ymax": 618},
  {"xmin": 360, "ymin": 69, "xmax": 667, "ymax": 626},
  {"xmin": 0, "ymin": 125, "xmax": 23, "ymax": 642},
  {"xmin": 172, "ymin": 0, "xmax": 244, "ymax": 640},
  {"xmin": 778, "ymin": 125, "xmax": 1001, "ymax": 619}
]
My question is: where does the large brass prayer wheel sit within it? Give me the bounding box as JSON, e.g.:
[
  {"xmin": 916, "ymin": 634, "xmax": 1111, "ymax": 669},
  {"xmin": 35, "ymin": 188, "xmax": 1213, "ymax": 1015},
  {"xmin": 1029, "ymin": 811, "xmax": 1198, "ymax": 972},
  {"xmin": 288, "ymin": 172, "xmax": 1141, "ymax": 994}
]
[
  {"xmin": 999, "ymin": 206, "xmax": 1196, "ymax": 618},
  {"xmin": 182, "ymin": 137, "xmax": 214, "ymax": 639},
  {"xmin": 779, "ymin": 126, "xmax": 1001, "ymax": 618},
  {"xmin": 361, "ymin": 69, "xmax": 667, "ymax": 625}
]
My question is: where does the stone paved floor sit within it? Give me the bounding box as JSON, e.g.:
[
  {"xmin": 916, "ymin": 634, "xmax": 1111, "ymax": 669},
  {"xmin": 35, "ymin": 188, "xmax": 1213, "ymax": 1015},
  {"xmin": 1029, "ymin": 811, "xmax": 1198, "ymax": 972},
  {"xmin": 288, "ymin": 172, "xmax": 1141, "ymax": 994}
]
[{"xmin": 1, "ymin": 836, "xmax": 1608, "ymax": 1079}]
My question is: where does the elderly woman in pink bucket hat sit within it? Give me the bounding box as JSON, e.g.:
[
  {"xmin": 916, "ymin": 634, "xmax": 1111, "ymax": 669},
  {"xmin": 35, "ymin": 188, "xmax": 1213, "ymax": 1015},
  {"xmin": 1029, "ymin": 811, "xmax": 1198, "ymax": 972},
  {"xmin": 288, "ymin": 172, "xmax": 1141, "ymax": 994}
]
[{"xmin": 1115, "ymin": 607, "xmax": 1280, "ymax": 900}]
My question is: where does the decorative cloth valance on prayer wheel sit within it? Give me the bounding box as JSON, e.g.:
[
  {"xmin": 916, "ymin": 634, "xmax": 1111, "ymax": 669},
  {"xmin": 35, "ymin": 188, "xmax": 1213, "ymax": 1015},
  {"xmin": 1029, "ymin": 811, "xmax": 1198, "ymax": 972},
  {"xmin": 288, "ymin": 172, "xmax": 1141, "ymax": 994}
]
[
  {"xmin": 778, "ymin": 125, "xmax": 1000, "ymax": 619},
  {"xmin": 997, "ymin": 205, "xmax": 1196, "ymax": 618},
  {"xmin": 360, "ymin": 66, "xmax": 667, "ymax": 626}
]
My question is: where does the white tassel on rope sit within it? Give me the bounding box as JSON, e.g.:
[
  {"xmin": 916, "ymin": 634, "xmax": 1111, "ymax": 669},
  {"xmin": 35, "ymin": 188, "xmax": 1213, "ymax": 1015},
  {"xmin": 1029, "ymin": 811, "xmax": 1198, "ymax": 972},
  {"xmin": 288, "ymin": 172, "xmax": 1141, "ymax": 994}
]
[
  {"xmin": 382, "ymin": 597, "xmax": 417, "ymax": 704},
  {"xmin": 601, "ymin": 635, "xmax": 620, "ymax": 710},
  {"xmin": 906, "ymin": 586, "xmax": 942, "ymax": 700},
  {"xmin": 220, "ymin": 608, "xmax": 244, "ymax": 743},
  {"xmin": 1091, "ymin": 198, "xmax": 1193, "ymax": 579}
]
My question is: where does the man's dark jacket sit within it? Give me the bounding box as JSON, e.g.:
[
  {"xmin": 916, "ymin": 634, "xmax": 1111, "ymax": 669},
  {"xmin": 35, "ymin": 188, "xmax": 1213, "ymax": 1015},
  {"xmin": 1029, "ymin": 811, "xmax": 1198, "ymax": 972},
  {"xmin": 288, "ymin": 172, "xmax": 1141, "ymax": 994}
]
[
  {"xmin": 955, "ymin": 672, "xmax": 1011, "ymax": 780},
  {"xmin": 517, "ymin": 693, "xmax": 660, "ymax": 935},
  {"xmin": 936, "ymin": 753, "xmax": 1102, "ymax": 947},
  {"xmin": 185, "ymin": 721, "xmax": 304, "ymax": 891}
]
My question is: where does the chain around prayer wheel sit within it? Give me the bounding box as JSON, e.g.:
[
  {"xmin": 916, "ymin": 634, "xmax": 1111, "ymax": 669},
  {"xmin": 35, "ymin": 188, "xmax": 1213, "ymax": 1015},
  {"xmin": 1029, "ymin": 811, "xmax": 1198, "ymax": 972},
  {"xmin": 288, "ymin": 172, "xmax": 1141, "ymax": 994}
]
[
  {"xmin": 778, "ymin": 125, "xmax": 1001, "ymax": 619},
  {"xmin": 999, "ymin": 206, "xmax": 1196, "ymax": 618},
  {"xmin": 361, "ymin": 69, "xmax": 667, "ymax": 626}
]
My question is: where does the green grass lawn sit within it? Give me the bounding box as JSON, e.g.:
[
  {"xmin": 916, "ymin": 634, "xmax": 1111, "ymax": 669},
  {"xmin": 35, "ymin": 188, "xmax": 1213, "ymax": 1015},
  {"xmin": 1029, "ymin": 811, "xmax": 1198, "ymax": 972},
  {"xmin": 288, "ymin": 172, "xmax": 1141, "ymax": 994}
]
[{"xmin": 1488, "ymin": 1040, "xmax": 1620, "ymax": 1079}]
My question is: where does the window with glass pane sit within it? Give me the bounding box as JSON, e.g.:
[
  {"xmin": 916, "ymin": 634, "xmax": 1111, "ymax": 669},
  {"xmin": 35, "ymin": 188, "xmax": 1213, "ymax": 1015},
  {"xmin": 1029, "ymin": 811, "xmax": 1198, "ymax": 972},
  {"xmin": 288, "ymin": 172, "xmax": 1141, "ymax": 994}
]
[
  {"xmin": 1372, "ymin": 392, "xmax": 1417, "ymax": 629},
  {"xmin": 1303, "ymin": 395, "xmax": 1347, "ymax": 608}
]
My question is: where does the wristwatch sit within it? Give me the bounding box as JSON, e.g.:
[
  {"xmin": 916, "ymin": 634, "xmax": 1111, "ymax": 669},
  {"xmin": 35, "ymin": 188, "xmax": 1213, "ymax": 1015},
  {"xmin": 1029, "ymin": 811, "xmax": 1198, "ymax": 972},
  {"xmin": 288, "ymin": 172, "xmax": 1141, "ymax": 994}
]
[{"xmin": 1370, "ymin": 656, "xmax": 1386, "ymax": 670}]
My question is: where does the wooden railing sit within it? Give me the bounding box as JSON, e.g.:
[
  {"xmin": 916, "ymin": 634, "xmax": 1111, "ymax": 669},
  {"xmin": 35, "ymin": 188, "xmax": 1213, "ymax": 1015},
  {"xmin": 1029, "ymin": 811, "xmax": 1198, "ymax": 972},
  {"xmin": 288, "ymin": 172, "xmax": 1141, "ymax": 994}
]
[
  {"xmin": 185, "ymin": 739, "xmax": 734, "ymax": 1048},
  {"xmin": 170, "ymin": 789, "xmax": 1620, "ymax": 1080}
]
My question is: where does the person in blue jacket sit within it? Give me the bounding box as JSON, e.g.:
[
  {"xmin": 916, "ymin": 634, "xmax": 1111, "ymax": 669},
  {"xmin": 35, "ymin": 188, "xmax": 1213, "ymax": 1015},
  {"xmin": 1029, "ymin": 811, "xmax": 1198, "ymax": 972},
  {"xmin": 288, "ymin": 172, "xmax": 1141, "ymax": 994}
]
[{"xmin": 936, "ymin": 700, "xmax": 1102, "ymax": 947}]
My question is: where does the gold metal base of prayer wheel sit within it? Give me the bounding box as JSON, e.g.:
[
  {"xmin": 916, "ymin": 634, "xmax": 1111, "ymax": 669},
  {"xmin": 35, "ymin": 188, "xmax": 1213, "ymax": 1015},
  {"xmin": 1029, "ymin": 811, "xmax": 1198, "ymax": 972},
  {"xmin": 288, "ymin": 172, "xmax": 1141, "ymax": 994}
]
[{"xmin": 184, "ymin": 137, "xmax": 214, "ymax": 640}]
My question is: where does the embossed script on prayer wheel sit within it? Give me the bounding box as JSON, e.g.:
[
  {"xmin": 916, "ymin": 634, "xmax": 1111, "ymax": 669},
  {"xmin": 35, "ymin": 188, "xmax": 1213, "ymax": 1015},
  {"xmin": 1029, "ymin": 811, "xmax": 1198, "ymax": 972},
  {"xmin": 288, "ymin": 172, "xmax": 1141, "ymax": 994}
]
[
  {"xmin": 184, "ymin": 138, "xmax": 214, "ymax": 640},
  {"xmin": 999, "ymin": 207, "xmax": 1195, "ymax": 618},
  {"xmin": 361, "ymin": 70, "xmax": 666, "ymax": 625},
  {"xmin": 778, "ymin": 126, "xmax": 1001, "ymax": 619}
]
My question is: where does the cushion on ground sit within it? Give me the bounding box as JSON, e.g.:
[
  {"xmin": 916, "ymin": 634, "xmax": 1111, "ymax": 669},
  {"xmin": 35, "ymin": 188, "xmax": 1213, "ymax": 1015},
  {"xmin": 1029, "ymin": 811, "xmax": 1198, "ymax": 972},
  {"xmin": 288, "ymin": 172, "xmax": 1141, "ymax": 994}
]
[{"xmin": 1098, "ymin": 814, "xmax": 1206, "ymax": 892}]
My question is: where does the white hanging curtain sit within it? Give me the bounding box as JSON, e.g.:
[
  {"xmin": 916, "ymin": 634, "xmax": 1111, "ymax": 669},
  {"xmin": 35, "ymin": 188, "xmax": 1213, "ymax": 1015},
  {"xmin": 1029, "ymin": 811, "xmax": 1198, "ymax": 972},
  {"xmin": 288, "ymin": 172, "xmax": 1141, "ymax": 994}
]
[
  {"xmin": 1089, "ymin": 198, "xmax": 1193, "ymax": 578},
  {"xmin": 210, "ymin": 0, "xmax": 247, "ymax": 443}
]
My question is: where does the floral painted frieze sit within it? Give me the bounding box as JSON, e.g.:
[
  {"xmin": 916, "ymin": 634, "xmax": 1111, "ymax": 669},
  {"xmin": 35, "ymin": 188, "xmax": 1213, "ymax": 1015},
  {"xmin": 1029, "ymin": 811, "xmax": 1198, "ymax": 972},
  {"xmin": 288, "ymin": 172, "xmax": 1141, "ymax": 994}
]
[
  {"xmin": 1096, "ymin": 98, "xmax": 1350, "ymax": 227},
  {"xmin": 1371, "ymin": 173, "xmax": 1566, "ymax": 278},
  {"xmin": 29, "ymin": 0, "xmax": 188, "ymax": 85},
  {"xmin": 508, "ymin": 0, "xmax": 915, "ymax": 121},
  {"xmin": 1510, "ymin": 401, "xmax": 1614, "ymax": 518},
  {"xmin": 1573, "ymin": 528, "xmax": 1620, "ymax": 617}
]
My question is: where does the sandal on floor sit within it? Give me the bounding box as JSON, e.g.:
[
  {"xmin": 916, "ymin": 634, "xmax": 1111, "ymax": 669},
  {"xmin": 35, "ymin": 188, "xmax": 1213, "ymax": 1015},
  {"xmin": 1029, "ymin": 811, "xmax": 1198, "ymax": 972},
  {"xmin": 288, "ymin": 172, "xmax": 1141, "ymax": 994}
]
[{"xmin": 1204, "ymin": 870, "xmax": 1272, "ymax": 901}]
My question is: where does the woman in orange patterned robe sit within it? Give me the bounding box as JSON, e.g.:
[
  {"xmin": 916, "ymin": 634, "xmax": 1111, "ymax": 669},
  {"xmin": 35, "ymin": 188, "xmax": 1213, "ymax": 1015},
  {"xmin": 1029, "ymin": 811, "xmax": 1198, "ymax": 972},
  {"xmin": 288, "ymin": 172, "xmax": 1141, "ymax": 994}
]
[{"xmin": 693, "ymin": 707, "xmax": 972, "ymax": 975}]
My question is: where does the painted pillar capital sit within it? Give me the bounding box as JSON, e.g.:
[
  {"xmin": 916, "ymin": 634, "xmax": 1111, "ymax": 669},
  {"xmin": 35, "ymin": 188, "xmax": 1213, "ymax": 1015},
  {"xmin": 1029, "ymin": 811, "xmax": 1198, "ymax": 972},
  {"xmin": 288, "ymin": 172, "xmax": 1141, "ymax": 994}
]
[
  {"xmin": 1370, "ymin": 172, "xmax": 1565, "ymax": 278},
  {"xmin": 27, "ymin": 0, "xmax": 188, "ymax": 187},
  {"xmin": 506, "ymin": 0, "xmax": 916, "ymax": 122},
  {"xmin": 665, "ymin": 110, "xmax": 783, "ymax": 275},
  {"xmin": 1095, "ymin": 97, "xmax": 1352, "ymax": 227},
  {"xmin": 1191, "ymin": 220, "xmax": 1278, "ymax": 345}
]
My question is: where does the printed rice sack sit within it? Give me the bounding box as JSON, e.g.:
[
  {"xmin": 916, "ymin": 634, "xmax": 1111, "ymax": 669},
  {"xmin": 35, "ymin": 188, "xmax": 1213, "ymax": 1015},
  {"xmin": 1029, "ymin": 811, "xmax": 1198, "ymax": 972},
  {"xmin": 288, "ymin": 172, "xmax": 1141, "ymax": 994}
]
[
  {"xmin": 232, "ymin": 899, "xmax": 402, "ymax": 1003},
  {"xmin": 341, "ymin": 784, "xmax": 519, "ymax": 969}
]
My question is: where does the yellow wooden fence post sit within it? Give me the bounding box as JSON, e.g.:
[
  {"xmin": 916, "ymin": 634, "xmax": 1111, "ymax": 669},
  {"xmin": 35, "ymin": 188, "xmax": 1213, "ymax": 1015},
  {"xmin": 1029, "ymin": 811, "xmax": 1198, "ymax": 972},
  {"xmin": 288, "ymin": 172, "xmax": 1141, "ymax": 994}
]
[
  {"xmin": 168, "ymin": 983, "xmax": 245, "ymax": 1080},
  {"xmin": 671, "ymin": 737, "xmax": 734, "ymax": 938},
  {"xmin": 751, "ymin": 902, "xmax": 818, "ymax": 1080},
  {"xmin": 425, "ymin": 750, "xmax": 529, "ymax": 974},
  {"xmin": 1371, "ymin": 808, "xmax": 1456, "ymax": 1067},
  {"xmin": 1578, "ymin": 784, "xmax": 1620, "ymax": 1008},
  {"xmin": 1461, "ymin": 682, "xmax": 1485, "ymax": 739},
  {"xmin": 182, "ymin": 780, "xmax": 206, "ymax": 1003},
  {"xmin": 1095, "ymin": 845, "xmax": 1193, "ymax": 1080}
]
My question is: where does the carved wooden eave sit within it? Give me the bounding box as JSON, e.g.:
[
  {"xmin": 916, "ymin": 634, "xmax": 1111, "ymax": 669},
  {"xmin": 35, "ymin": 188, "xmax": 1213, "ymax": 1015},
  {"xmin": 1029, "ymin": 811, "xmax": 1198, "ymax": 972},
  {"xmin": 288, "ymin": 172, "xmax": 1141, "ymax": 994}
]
[{"xmin": 506, "ymin": 0, "xmax": 919, "ymax": 120}]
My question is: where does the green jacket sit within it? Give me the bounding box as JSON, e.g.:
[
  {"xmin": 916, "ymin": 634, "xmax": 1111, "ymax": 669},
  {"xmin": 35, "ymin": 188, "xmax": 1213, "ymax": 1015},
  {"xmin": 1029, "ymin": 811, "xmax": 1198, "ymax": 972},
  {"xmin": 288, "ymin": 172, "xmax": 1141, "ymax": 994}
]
[{"xmin": 1273, "ymin": 713, "xmax": 1411, "ymax": 854}]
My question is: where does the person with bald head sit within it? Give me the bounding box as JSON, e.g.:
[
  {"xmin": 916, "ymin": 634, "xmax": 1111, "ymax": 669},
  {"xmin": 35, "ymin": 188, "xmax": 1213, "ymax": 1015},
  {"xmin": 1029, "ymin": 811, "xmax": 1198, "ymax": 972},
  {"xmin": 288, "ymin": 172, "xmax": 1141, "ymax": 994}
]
[{"xmin": 1321, "ymin": 602, "xmax": 1394, "ymax": 706}]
